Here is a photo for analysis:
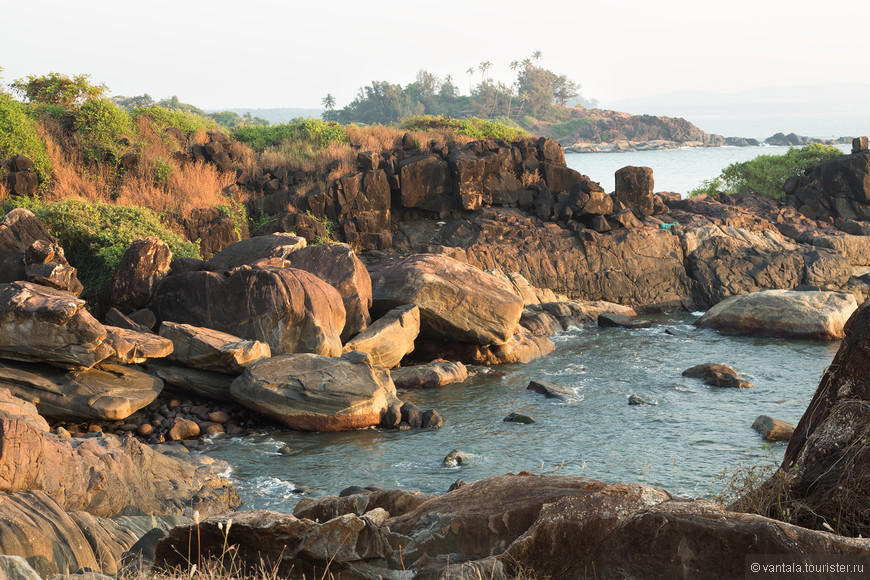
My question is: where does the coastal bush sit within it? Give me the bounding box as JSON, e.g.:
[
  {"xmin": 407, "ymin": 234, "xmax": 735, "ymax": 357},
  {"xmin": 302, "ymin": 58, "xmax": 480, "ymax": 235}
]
[
  {"xmin": 73, "ymin": 98, "xmax": 134, "ymax": 164},
  {"xmin": 547, "ymin": 117, "xmax": 594, "ymax": 139},
  {"xmin": 10, "ymin": 72, "xmax": 107, "ymax": 107},
  {"xmin": 131, "ymin": 105, "xmax": 222, "ymax": 136},
  {"xmin": 0, "ymin": 197, "xmax": 199, "ymax": 296},
  {"xmin": 689, "ymin": 144, "xmax": 843, "ymax": 199},
  {"xmin": 232, "ymin": 118, "xmax": 347, "ymax": 152},
  {"xmin": 0, "ymin": 93, "xmax": 52, "ymax": 182},
  {"xmin": 400, "ymin": 115, "xmax": 527, "ymax": 141}
]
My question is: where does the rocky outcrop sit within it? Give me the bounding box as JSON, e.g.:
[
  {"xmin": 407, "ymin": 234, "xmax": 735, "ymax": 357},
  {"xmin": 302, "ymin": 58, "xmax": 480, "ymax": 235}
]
[
  {"xmin": 342, "ymin": 305, "xmax": 419, "ymax": 369},
  {"xmin": 203, "ymin": 233, "xmax": 307, "ymax": 271},
  {"xmin": 159, "ymin": 321, "xmax": 270, "ymax": 374},
  {"xmin": 3, "ymin": 156, "xmax": 39, "ymax": 197},
  {"xmin": 145, "ymin": 362, "xmax": 235, "ymax": 401},
  {"xmin": 0, "ymin": 361, "xmax": 163, "ymax": 420},
  {"xmin": 696, "ymin": 290, "xmax": 857, "ymax": 340},
  {"xmin": 413, "ymin": 327, "xmax": 555, "ymax": 365},
  {"xmin": 0, "ymin": 282, "xmax": 113, "ymax": 369},
  {"xmin": 368, "ymin": 254, "xmax": 523, "ymax": 345},
  {"xmin": 283, "ymin": 243, "xmax": 372, "ymax": 341},
  {"xmin": 614, "ymin": 165, "xmax": 655, "ymax": 218},
  {"xmin": 786, "ymin": 149, "xmax": 870, "ymax": 221},
  {"xmin": 682, "ymin": 362, "xmax": 753, "ymax": 389},
  {"xmin": 97, "ymin": 236, "xmax": 171, "ymax": 317},
  {"xmin": 230, "ymin": 353, "xmax": 398, "ymax": 431},
  {"xmin": 150, "ymin": 266, "xmax": 345, "ymax": 356}
]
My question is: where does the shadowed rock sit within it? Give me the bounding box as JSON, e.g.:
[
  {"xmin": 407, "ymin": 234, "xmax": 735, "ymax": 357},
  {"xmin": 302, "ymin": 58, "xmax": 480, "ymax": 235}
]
[{"xmin": 159, "ymin": 321, "xmax": 270, "ymax": 374}]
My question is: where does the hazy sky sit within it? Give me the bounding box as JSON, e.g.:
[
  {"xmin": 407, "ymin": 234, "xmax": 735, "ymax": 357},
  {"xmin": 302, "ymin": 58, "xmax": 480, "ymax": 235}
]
[{"xmin": 2, "ymin": 0, "xmax": 867, "ymax": 111}]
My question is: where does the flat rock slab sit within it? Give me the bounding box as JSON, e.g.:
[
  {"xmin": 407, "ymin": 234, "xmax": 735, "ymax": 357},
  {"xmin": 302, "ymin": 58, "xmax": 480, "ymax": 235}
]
[
  {"xmin": 390, "ymin": 360, "xmax": 468, "ymax": 390},
  {"xmin": 103, "ymin": 326, "xmax": 173, "ymax": 365},
  {"xmin": 696, "ymin": 290, "xmax": 858, "ymax": 340},
  {"xmin": 527, "ymin": 380, "xmax": 571, "ymax": 401},
  {"xmin": 204, "ymin": 233, "xmax": 306, "ymax": 271},
  {"xmin": 159, "ymin": 321, "xmax": 270, "ymax": 374},
  {"xmin": 597, "ymin": 313, "xmax": 651, "ymax": 329},
  {"xmin": 230, "ymin": 354, "xmax": 397, "ymax": 432},
  {"xmin": 0, "ymin": 282, "xmax": 113, "ymax": 369},
  {"xmin": 0, "ymin": 361, "xmax": 163, "ymax": 420},
  {"xmin": 343, "ymin": 305, "xmax": 419, "ymax": 369}
]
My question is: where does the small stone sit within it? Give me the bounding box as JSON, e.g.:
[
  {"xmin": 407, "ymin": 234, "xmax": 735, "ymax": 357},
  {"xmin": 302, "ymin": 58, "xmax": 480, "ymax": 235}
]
[
  {"xmin": 204, "ymin": 424, "xmax": 225, "ymax": 437},
  {"xmin": 278, "ymin": 445, "xmax": 293, "ymax": 455},
  {"xmin": 168, "ymin": 399, "xmax": 182, "ymax": 408},
  {"xmin": 119, "ymin": 423, "xmax": 139, "ymax": 432},
  {"xmin": 208, "ymin": 411, "xmax": 231, "ymax": 424},
  {"xmin": 56, "ymin": 426, "xmax": 71, "ymax": 438},
  {"xmin": 628, "ymin": 394, "xmax": 657, "ymax": 406},
  {"xmin": 447, "ymin": 479, "xmax": 465, "ymax": 492},
  {"xmin": 225, "ymin": 424, "xmax": 245, "ymax": 436},
  {"xmin": 168, "ymin": 417, "xmax": 201, "ymax": 441},
  {"xmin": 443, "ymin": 449, "xmax": 469, "ymax": 467},
  {"xmin": 88, "ymin": 424, "xmax": 103, "ymax": 433},
  {"xmin": 190, "ymin": 405, "xmax": 211, "ymax": 420},
  {"xmin": 503, "ymin": 413, "xmax": 535, "ymax": 424},
  {"xmin": 422, "ymin": 409, "xmax": 443, "ymax": 428}
]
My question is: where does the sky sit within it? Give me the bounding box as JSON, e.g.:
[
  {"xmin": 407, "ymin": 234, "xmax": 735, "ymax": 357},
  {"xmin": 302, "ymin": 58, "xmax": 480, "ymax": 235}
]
[{"xmin": 2, "ymin": 0, "xmax": 868, "ymax": 112}]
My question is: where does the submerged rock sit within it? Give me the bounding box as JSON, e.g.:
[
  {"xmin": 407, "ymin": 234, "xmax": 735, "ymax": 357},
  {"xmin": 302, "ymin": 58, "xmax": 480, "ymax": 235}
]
[
  {"xmin": 682, "ymin": 363, "xmax": 753, "ymax": 389},
  {"xmin": 598, "ymin": 312, "xmax": 651, "ymax": 329},
  {"xmin": 628, "ymin": 393, "xmax": 657, "ymax": 406},
  {"xmin": 443, "ymin": 449, "xmax": 470, "ymax": 467},
  {"xmin": 390, "ymin": 360, "xmax": 468, "ymax": 389},
  {"xmin": 751, "ymin": 415, "xmax": 795, "ymax": 442},
  {"xmin": 527, "ymin": 380, "xmax": 571, "ymax": 401},
  {"xmin": 504, "ymin": 412, "xmax": 535, "ymax": 424}
]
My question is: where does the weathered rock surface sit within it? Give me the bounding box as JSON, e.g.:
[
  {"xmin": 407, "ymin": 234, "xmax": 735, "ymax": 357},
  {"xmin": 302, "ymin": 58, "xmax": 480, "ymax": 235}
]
[
  {"xmin": 145, "ymin": 363, "xmax": 235, "ymax": 401},
  {"xmin": 0, "ymin": 361, "xmax": 164, "ymax": 420},
  {"xmin": 526, "ymin": 380, "xmax": 571, "ymax": 400},
  {"xmin": 752, "ymin": 415, "xmax": 795, "ymax": 442},
  {"xmin": 390, "ymin": 360, "xmax": 468, "ymax": 390},
  {"xmin": 368, "ymin": 254, "xmax": 523, "ymax": 345},
  {"xmin": 682, "ymin": 363, "xmax": 753, "ymax": 389},
  {"xmin": 150, "ymin": 266, "xmax": 345, "ymax": 356},
  {"xmin": 97, "ymin": 236, "xmax": 171, "ymax": 316},
  {"xmin": 0, "ymin": 282, "xmax": 113, "ymax": 369},
  {"xmin": 614, "ymin": 165, "xmax": 655, "ymax": 218},
  {"xmin": 283, "ymin": 243, "xmax": 372, "ymax": 342},
  {"xmin": 413, "ymin": 327, "xmax": 555, "ymax": 365},
  {"xmin": 293, "ymin": 488, "xmax": 430, "ymax": 523},
  {"xmin": 159, "ymin": 321, "xmax": 270, "ymax": 374},
  {"xmin": 230, "ymin": 353, "xmax": 397, "ymax": 431},
  {"xmin": 597, "ymin": 312, "xmax": 651, "ymax": 329},
  {"xmin": 103, "ymin": 326, "xmax": 173, "ymax": 365},
  {"xmin": 786, "ymin": 149, "xmax": 870, "ymax": 222},
  {"xmin": 203, "ymin": 233, "xmax": 306, "ymax": 271},
  {"xmin": 696, "ymin": 290, "xmax": 857, "ymax": 340},
  {"xmin": 342, "ymin": 305, "xmax": 419, "ymax": 369},
  {"xmin": 0, "ymin": 387, "xmax": 49, "ymax": 432}
]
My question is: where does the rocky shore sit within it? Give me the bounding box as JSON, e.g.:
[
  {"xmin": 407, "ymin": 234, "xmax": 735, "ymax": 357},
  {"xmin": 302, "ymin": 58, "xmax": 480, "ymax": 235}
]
[{"xmin": 2, "ymin": 132, "xmax": 870, "ymax": 577}]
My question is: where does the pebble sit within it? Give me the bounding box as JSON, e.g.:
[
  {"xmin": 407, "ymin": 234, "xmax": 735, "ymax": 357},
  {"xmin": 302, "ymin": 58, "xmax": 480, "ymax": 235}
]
[{"xmin": 208, "ymin": 411, "xmax": 231, "ymax": 424}]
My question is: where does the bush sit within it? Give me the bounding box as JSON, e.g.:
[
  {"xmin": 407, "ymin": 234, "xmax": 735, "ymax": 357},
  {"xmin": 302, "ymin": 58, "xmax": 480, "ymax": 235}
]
[
  {"xmin": 73, "ymin": 98, "xmax": 133, "ymax": 163},
  {"xmin": 699, "ymin": 144, "xmax": 844, "ymax": 199},
  {"xmin": 547, "ymin": 117, "xmax": 594, "ymax": 139},
  {"xmin": 10, "ymin": 72, "xmax": 107, "ymax": 106},
  {"xmin": 131, "ymin": 105, "xmax": 222, "ymax": 136},
  {"xmin": 0, "ymin": 93, "xmax": 52, "ymax": 182},
  {"xmin": 400, "ymin": 115, "xmax": 528, "ymax": 141},
  {"xmin": 233, "ymin": 118, "xmax": 347, "ymax": 152},
  {"xmin": 0, "ymin": 197, "xmax": 199, "ymax": 297}
]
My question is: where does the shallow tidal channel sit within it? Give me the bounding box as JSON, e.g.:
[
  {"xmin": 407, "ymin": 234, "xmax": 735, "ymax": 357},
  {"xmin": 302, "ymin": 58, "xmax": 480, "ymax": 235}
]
[{"xmin": 199, "ymin": 313, "xmax": 839, "ymax": 512}]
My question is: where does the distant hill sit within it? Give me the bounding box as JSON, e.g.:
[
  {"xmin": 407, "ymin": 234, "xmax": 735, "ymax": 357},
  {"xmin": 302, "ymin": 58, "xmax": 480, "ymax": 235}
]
[{"xmin": 207, "ymin": 107, "xmax": 324, "ymax": 124}]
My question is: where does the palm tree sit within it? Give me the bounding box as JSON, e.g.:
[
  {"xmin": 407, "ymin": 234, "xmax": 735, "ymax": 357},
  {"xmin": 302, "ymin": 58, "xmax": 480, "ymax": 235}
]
[
  {"xmin": 321, "ymin": 93, "xmax": 336, "ymax": 121},
  {"xmin": 532, "ymin": 50, "xmax": 543, "ymax": 62},
  {"xmin": 508, "ymin": 60, "xmax": 520, "ymax": 115},
  {"xmin": 479, "ymin": 61, "xmax": 493, "ymax": 83},
  {"xmin": 466, "ymin": 67, "xmax": 475, "ymax": 93}
]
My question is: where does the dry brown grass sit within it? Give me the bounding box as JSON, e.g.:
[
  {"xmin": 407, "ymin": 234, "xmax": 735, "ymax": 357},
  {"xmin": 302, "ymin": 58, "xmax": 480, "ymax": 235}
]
[
  {"xmin": 521, "ymin": 169, "xmax": 542, "ymax": 187},
  {"xmin": 344, "ymin": 124, "xmax": 403, "ymax": 151}
]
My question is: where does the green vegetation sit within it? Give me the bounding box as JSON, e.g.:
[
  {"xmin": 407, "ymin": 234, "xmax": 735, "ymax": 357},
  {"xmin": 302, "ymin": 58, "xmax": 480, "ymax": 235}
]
[
  {"xmin": 0, "ymin": 92, "xmax": 52, "ymax": 181},
  {"xmin": 232, "ymin": 118, "xmax": 347, "ymax": 152},
  {"xmin": 689, "ymin": 144, "xmax": 844, "ymax": 198},
  {"xmin": 0, "ymin": 197, "xmax": 199, "ymax": 296},
  {"xmin": 131, "ymin": 105, "xmax": 221, "ymax": 136},
  {"xmin": 115, "ymin": 94, "xmax": 269, "ymax": 130},
  {"xmin": 400, "ymin": 115, "xmax": 527, "ymax": 141},
  {"xmin": 10, "ymin": 72, "xmax": 107, "ymax": 107},
  {"xmin": 73, "ymin": 98, "xmax": 134, "ymax": 163},
  {"xmin": 545, "ymin": 117, "xmax": 595, "ymax": 139}
]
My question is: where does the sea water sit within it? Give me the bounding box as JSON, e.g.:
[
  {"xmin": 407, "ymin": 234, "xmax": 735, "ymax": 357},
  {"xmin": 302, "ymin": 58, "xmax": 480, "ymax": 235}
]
[{"xmin": 199, "ymin": 314, "xmax": 839, "ymax": 512}]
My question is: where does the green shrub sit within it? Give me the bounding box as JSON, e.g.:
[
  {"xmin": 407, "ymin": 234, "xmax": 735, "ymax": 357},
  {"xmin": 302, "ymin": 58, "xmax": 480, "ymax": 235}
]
[
  {"xmin": 0, "ymin": 197, "xmax": 199, "ymax": 297},
  {"xmin": 0, "ymin": 93, "xmax": 52, "ymax": 182},
  {"xmin": 547, "ymin": 117, "xmax": 594, "ymax": 139},
  {"xmin": 400, "ymin": 115, "xmax": 528, "ymax": 141},
  {"xmin": 232, "ymin": 118, "xmax": 347, "ymax": 152},
  {"xmin": 151, "ymin": 159, "xmax": 173, "ymax": 184},
  {"xmin": 10, "ymin": 72, "xmax": 107, "ymax": 107},
  {"xmin": 216, "ymin": 200, "xmax": 248, "ymax": 242},
  {"xmin": 73, "ymin": 98, "xmax": 133, "ymax": 163},
  {"xmin": 27, "ymin": 102, "xmax": 68, "ymax": 121},
  {"xmin": 131, "ymin": 105, "xmax": 222, "ymax": 136},
  {"xmin": 706, "ymin": 143, "xmax": 844, "ymax": 199}
]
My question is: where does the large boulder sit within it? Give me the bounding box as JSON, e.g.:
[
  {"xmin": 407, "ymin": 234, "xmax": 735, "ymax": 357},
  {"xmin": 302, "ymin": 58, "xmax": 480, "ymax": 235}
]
[
  {"xmin": 368, "ymin": 254, "xmax": 523, "ymax": 345},
  {"xmin": 203, "ymin": 233, "xmax": 306, "ymax": 271},
  {"xmin": 230, "ymin": 353, "xmax": 398, "ymax": 432},
  {"xmin": 283, "ymin": 243, "xmax": 372, "ymax": 342},
  {"xmin": 159, "ymin": 321, "xmax": 270, "ymax": 374},
  {"xmin": 0, "ymin": 361, "xmax": 163, "ymax": 421},
  {"xmin": 390, "ymin": 360, "xmax": 468, "ymax": 389},
  {"xmin": 787, "ymin": 150, "xmax": 870, "ymax": 221},
  {"xmin": 150, "ymin": 266, "xmax": 345, "ymax": 356},
  {"xmin": 98, "ymin": 236, "xmax": 171, "ymax": 317},
  {"xmin": 614, "ymin": 165, "xmax": 655, "ymax": 218},
  {"xmin": 413, "ymin": 327, "xmax": 555, "ymax": 365},
  {"xmin": 0, "ymin": 282, "xmax": 113, "ymax": 369},
  {"xmin": 398, "ymin": 155, "xmax": 454, "ymax": 214},
  {"xmin": 695, "ymin": 290, "xmax": 858, "ymax": 340},
  {"xmin": 103, "ymin": 325, "xmax": 174, "ymax": 365},
  {"xmin": 342, "ymin": 305, "xmax": 419, "ymax": 369}
]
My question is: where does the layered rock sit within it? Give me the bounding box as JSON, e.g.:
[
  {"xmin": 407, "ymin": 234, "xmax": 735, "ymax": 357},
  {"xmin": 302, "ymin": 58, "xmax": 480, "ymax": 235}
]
[
  {"xmin": 0, "ymin": 361, "xmax": 163, "ymax": 420},
  {"xmin": 342, "ymin": 305, "xmax": 419, "ymax": 369},
  {"xmin": 150, "ymin": 266, "xmax": 345, "ymax": 356},
  {"xmin": 282, "ymin": 243, "xmax": 372, "ymax": 341},
  {"xmin": 786, "ymin": 149, "xmax": 870, "ymax": 221},
  {"xmin": 103, "ymin": 326, "xmax": 173, "ymax": 365},
  {"xmin": 203, "ymin": 233, "xmax": 306, "ymax": 271},
  {"xmin": 0, "ymin": 282, "xmax": 113, "ymax": 369},
  {"xmin": 368, "ymin": 254, "xmax": 523, "ymax": 345},
  {"xmin": 159, "ymin": 321, "xmax": 270, "ymax": 374},
  {"xmin": 230, "ymin": 353, "xmax": 397, "ymax": 431},
  {"xmin": 696, "ymin": 290, "xmax": 857, "ymax": 340},
  {"xmin": 390, "ymin": 360, "xmax": 468, "ymax": 390}
]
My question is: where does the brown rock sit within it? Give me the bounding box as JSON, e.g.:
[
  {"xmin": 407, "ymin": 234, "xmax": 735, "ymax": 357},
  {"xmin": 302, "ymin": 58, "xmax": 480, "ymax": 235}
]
[
  {"xmin": 614, "ymin": 165, "xmax": 655, "ymax": 218},
  {"xmin": 168, "ymin": 418, "xmax": 200, "ymax": 441},
  {"xmin": 398, "ymin": 155, "xmax": 454, "ymax": 213},
  {"xmin": 150, "ymin": 266, "xmax": 346, "ymax": 356},
  {"xmin": 682, "ymin": 363, "xmax": 753, "ymax": 389},
  {"xmin": 390, "ymin": 360, "xmax": 468, "ymax": 389},
  {"xmin": 146, "ymin": 363, "xmax": 235, "ymax": 402},
  {"xmin": 230, "ymin": 354, "xmax": 398, "ymax": 432},
  {"xmin": 0, "ymin": 387, "xmax": 49, "ymax": 433},
  {"xmin": 368, "ymin": 254, "xmax": 523, "ymax": 345},
  {"xmin": 103, "ymin": 325, "xmax": 173, "ymax": 365},
  {"xmin": 208, "ymin": 411, "xmax": 230, "ymax": 424},
  {"xmin": 159, "ymin": 321, "xmax": 270, "ymax": 374},
  {"xmin": 342, "ymin": 305, "xmax": 419, "ymax": 368},
  {"xmin": 752, "ymin": 415, "xmax": 795, "ymax": 442},
  {"xmin": 204, "ymin": 233, "xmax": 306, "ymax": 271},
  {"xmin": 98, "ymin": 237, "xmax": 171, "ymax": 315}
]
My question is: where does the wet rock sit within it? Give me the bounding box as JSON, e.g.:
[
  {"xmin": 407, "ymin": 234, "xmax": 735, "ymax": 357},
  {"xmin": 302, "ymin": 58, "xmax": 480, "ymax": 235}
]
[
  {"xmin": 443, "ymin": 449, "xmax": 469, "ymax": 467},
  {"xmin": 159, "ymin": 321, "xmax": 270, "ymax": 374},
  {"xmin": 503, "ymin": 412, "xmax": 535, "ymax": 424},
  {"xmin": 526, "ymin": 380, "xmax": 570, "ymax": 401},
  {"xmin": 390, "ymin": 360, "xmax": 468, "ymax": 389},
  {"xmin": 400, "ymin": 402, "xmax": 422, "ymax": 428},
  {"xmin": 628, "ymin": 393, "xmax": 657, "ymax": 406},
  {"xmin": 421, "ymin": 409, "xmax": 443, "ymax": 428},
  {"xmin": 0, "ymin": 282, "xmax": 113, "ymax": 370},
  {"xmin": 751, "ymin": 415, "xmax": 795, "ymax": 442},
  {"xmin": 342, "ymin": 305, "xmax": 419, "ymax": 369},
  {"xmin": 597, "ymin": 312, "xmax": 651, "ymax": 329},
  {"xmin": 380, "ymin": 400, "xmax": 402, "ymax": 428},
  {"xmin": 696, "ymin": 290, "xmax": 857, "ymax": 340},
  {"xmin": 230, "ymin": 354, "xmax": 397, "ymax": 432},
  {"xmin": 682, "ymin": 363, "xmax": 753, "ymax": 389},
  {"xmin": 203, "ymin": 233, "xmax": 306, "ymax": 271}
]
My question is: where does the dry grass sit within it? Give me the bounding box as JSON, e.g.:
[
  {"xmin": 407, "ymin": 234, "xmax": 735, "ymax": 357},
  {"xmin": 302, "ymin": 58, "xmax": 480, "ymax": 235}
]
[
  {"xmin": 521, "ymin": 169, "xmax": 542, "ymax": 187},
  {"xmin": 344, "ymin": 124, "xmax": 403, "ymax": 151}
]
